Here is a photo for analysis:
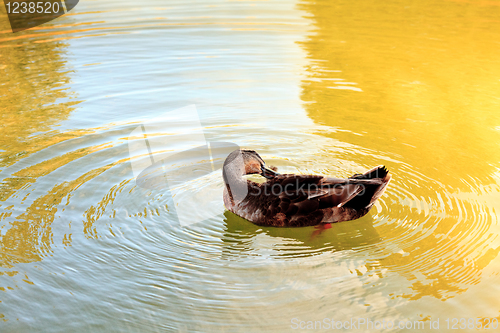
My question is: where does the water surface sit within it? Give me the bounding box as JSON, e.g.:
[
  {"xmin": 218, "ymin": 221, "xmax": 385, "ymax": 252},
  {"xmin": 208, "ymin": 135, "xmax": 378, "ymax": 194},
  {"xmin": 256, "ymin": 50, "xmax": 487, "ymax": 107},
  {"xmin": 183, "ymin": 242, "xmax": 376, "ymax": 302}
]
[{"xmin": 1, "ymin": 0, "xmax": 500, "ymax": 331}]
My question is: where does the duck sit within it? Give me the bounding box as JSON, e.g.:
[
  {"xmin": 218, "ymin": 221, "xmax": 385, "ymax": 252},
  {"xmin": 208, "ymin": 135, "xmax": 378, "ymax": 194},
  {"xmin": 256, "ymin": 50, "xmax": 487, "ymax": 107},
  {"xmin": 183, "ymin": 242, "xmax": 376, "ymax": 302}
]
[{"xmin": 222, "ymin": 149, "xmax": 391, "ymax": 227}]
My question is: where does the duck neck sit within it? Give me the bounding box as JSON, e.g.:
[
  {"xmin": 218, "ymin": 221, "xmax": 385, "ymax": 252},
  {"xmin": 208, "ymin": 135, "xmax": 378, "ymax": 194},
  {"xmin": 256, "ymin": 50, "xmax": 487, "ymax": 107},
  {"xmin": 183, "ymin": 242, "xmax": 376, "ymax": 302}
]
[
  {"xmin": 223, "ymin": 165, "xmax": 248, "ymax": 203},
  {"xmin": 223, "ymin": 165, "xmax": 247, "ymax": 185}
]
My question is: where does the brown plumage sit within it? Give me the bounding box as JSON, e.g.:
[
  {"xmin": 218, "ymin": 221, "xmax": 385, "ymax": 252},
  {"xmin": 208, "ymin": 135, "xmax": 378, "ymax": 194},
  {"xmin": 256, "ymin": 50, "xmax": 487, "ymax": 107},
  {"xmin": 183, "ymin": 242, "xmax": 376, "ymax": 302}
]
[{"xmin": 222, "ymin": 149, "xmax": 391, "ymax": 227}]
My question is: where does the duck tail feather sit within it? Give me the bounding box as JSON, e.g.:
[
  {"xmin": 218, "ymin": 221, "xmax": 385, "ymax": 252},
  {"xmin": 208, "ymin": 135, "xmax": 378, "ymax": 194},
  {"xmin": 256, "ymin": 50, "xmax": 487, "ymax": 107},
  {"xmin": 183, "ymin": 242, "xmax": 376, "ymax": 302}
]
[
  {"xmin": 342, "ymin": 166, "xmax": 391, "ymax": 210},
  {"xmin": 350, "ymin": 165, "xmax": 390, "ymax": 180}
]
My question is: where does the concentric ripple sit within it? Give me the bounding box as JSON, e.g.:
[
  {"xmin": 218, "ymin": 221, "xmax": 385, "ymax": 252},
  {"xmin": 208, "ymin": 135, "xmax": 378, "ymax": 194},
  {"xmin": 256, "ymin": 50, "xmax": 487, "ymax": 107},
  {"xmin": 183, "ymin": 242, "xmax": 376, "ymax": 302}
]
[
  {"xmin": 2, "ymin": 0, "xmax": 500, "ymax": 330},
  {"xmin": 0, "ymin": 116, "xmax": 499, "ymax": 330}
]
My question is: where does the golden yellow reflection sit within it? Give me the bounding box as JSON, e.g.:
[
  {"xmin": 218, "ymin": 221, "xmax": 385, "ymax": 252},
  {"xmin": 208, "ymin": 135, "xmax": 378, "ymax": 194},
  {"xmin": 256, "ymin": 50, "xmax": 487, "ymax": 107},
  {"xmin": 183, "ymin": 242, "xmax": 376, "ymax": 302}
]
[
  {"xmin": 0, "ymin": 5, "xmax": 82, "ymax": 284},
  {"xmin": 299, "ymin": 0, "xmax": 500, "ymax": 300}
]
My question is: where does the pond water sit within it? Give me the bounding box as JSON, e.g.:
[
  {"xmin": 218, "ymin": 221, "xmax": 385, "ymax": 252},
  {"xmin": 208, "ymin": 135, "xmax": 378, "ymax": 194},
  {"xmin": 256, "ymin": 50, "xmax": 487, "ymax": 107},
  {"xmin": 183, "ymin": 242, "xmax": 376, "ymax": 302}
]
[{"xmin": 1, "ymin": 0, "xmax": 500, "ymax": 331}]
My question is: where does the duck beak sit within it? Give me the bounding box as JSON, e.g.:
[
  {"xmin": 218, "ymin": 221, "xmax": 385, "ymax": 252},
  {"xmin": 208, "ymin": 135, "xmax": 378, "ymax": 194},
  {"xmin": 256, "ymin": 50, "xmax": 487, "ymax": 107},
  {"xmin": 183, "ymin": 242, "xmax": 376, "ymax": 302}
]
[{"xmin": 261, "ymin": 165, "xmax": 279, "ymax": 179}]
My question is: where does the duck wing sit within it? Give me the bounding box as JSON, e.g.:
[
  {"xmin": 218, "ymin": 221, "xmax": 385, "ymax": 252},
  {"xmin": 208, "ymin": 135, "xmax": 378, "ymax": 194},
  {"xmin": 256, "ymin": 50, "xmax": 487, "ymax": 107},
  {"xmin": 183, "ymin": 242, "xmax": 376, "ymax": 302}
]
[
  {"xmin": 249, "ymin": 175, "xmax": 364, "ymax": 226},
  {"xmin": 237, "ymin": 167, "xmax": 390, "ymax": 226}
]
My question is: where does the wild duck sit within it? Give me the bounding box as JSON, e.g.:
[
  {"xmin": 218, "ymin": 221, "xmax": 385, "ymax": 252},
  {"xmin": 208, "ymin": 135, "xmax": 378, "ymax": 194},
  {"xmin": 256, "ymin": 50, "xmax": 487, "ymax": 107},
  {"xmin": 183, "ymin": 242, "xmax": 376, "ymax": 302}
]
[{"xmin": 222, "ymin": 149, "xmax": 391, "ymax": 227}]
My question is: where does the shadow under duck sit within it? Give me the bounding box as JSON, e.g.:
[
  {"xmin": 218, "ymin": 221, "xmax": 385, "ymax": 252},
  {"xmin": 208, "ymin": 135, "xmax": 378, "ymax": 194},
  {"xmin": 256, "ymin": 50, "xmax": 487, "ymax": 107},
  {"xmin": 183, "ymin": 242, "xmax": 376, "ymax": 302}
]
[{"xmin": 222, "ymin": 150, "xmax": 391, "ymax": 227}]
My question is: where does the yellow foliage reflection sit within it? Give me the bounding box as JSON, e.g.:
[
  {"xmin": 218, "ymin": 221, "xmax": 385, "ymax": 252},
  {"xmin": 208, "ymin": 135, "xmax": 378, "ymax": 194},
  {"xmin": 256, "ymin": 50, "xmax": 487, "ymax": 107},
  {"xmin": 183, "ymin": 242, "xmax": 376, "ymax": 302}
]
[
  {"xmin": 0, "ymin": 5, "xmax": 80, "ymax": 283},
  {"xmin": 299, "ymin": 0, "xmax": 500, "ymax": 300}
]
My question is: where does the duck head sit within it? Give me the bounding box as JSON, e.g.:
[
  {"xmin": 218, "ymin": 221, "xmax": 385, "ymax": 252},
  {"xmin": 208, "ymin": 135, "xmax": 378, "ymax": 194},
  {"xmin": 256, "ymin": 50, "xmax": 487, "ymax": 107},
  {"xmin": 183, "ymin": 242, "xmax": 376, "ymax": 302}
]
[{"xmin": 223, "ymin": 149, "xmax": 279, "ymax": 184}]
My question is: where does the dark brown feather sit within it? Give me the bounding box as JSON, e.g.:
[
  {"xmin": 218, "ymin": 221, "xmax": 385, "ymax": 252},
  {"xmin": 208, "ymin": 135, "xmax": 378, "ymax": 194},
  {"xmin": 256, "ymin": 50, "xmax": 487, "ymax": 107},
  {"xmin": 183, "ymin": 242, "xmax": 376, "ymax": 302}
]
[{"xmin": 222, "ymin": 150, "xmax": 391, "ymax": 227}]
